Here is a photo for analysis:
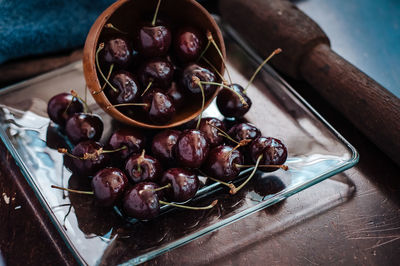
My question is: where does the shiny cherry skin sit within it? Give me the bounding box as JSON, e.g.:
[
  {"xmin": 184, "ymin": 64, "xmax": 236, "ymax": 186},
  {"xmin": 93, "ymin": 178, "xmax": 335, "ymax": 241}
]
[
  {"xmin": 107, "ymin": 70, "xmax": 140, "ymax": 104},
  {"xmin": 203, "ymin": 145, "xmax": 244, "ymax": 182},
  {"xmin": 174, "ymin": 26, "xmax": 205, "ymax": 63},
  {"xmin": 175, "ymin": 129, "xmax": 209, "ymax": 168},
  {"xmin": 228, "ymin": 122, "xmax": 261, "ymax": 143},
  {"xmin": 139, "ymin": 58, "xmax": 174, "ymax": 89},
  {"xmin": 142, "ymin": 91, "xmax": 176, "ymax": 124},
  {"xmin": 65, "ymin": 113, "xmax": 103, "ymax": 144},
  {"xmin": 198, "ymin": 117, "xmax": 226, "ymax": 147},
  {"xmin": 107, "ymin": 128, "xmax": 146, "ymax": 160},
  {"xmin": 151, "ymin": 129, "xmax": 181, "ymax": 166},
  {"xmin": 216, "ymin": 83, "xmax": 252, "ymax": 118},
  {"xmin": 69, "ymin": 141, "xmax": 110, "ymax": 176},
  {"xmin": 123, "ymin": 182, "xmax": 160, "ymax": 220},
  {"xmin": 102, "ymin": 37, "xmax": 133, "ymax": 68},
  {"xmin": 166, "ymin": 82, "xmax": 185, "ymax": 109},
  {"xmin": 125, "ymin": 153, "xmax": 163, "ymax": 183},
  {"xmin": 91, "ymin": 167, "xmax": 128, "ymax": 207},
  {"xmin": 47, "ymin": 93, "xmax": 84, "ymax": 126},
  {"xmin": 160, "ymin": 168, "xmax": 199, "ymax": 202},
  {"xmin": 136, "ymin": 23, "xmax": 172, "ymax": 58},
  {"xmin": 181, "ymin": 64, "xmax": 217, "ymax": 96},
  {"xmin": 249, "ymin": 136, "xmax": 288, "ymax": 172}
]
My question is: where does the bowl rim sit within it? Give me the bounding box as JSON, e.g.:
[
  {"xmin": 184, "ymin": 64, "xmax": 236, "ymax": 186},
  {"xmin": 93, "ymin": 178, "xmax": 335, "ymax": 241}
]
[{"xmin": 83, "ymin": 0, "xmax": 226, "ymax": 129}]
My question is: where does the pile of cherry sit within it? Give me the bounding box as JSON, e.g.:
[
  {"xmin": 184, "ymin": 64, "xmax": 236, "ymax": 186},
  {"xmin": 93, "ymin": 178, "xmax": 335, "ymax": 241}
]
[{"xmin": 47, "ymin": 0, "xmax": 288, "ymax": 221}]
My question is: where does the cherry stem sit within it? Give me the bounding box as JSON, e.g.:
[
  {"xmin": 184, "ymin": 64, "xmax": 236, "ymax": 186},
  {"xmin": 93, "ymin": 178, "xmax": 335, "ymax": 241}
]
[
  {"xmin": 71, "ymin": 90, "xmax": 91, "ymax": 113},
  {"xmin": 200, "ymin": 81, "xmax": 247, "ymax": 106},
  {"xmin": 101, "ymin": 145, "xmax": 128, "ymax": 154},
  {"xmin": 201, "ymin": 57, "xmax": 226, "ymax": 82},
  {"xmin": 244, "ymin": 48, "xmax": 282, "ymax": 93},
  {"xmin": 144, "ymin": 183, "xmax": 171, "ymax": 193},
  {"xmin": 58, "ymin": 148, "xmax": 85, "ymax": 160},
  {"xmin": 159, "ymin": 199, "xmax": 218, "ymax": 210},
  {"xmin": 140, "ymin": 81, "xmax": 153, "ymax": 97},
  {"xmin": 93, "ymin": 64, "xmax": 114, "ymax": 95},
  {"xmin": 193, "ymin": 77, "xmax": 205, "ymax": 130},
  {"xmin": 226, "ymin": 139, "xmax": 252, "ymax": 159},
  {"xmin": 230, "ymin": 154, "xmax": 263, "ymax": 195},
  {"xmin": 137, "ymin": 149, "xmax": 146, "ymax": 173},
  {"xmin": 235, "ymin": 163, "xmax": 288, "ymax": 171},
  {"xmin": 207, "ymin": 31, "xmax": 233, "ymax": 85},
  {"xmin": 199, "ymin": 170, "xmax": 236, "ymax": 191},
  {"xmin": 104, "ymin": 23, "xmax": 128, "ymax": 34},
  {"xmin": 106, "ymin": 103, "xmax": 148, "ymax": 110},
  {"xmin": 151, "ymin": 0, "xmax": 162, "ymax": 26},
  {"xmin": 51, "ymin": 185, "xmax": 94, "ymax": 195},
  {"xmin": 205, "ymin": 121, "xmax": 240, "ymax": 145},
  {"xmin": 96, "ymin": 43, "xmax": 119, "ymax": 93},
  {"xmin": 197, "ymin": 38, "xmax": 211, "ymax": 62}
]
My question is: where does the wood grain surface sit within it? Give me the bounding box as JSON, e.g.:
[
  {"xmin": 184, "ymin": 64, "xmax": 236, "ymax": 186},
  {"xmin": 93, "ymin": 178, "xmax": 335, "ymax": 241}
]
[{"xmin": 219, "ymin": 0, "xmax": 400, "ymax": 166}]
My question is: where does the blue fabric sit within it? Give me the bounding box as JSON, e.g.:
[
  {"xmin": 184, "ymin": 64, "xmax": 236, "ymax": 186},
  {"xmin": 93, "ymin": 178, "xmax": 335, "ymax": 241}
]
[{"xmin": 0, "ymin": 0, "xmax": 115, "ymax": 64}]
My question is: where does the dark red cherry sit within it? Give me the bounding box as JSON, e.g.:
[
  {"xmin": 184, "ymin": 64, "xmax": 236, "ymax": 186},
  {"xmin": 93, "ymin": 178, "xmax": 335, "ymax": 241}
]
[
  {"xmin": 143, "ymin": 91, "xmax": 176, "ymax": 125},
  {"xmin": 249, "ymin": 137, "xmax": 288, "ymax": 172},
  {"xmin": 151, "ymin": 129, "xmax": 181, "ymax": 166},
  {"xmin": 174, "ymin": 26, "xmax": 205, "ymax": 63},
  {"xmin": 198, "ymin": 117, "xmax": 226, "ymax": 147},
  {"xmin": 47, "ymin": 93, "xmax": 84, "ymax": 126},
  {"xmin": 216, "ymin": 83, "xmax": 252, "ymax": 118},
  {"xmin": 107, "ymin": 70, "xmax": 141, "ymax": 104},
  {"xmin": 102, "ymin": 37, "xmax": 133, "ymax": 68},
  {"xmin": 91, "ymin": 167, "xmax": 128, "ymax": 207},
  {"xmin": 107, "ymin": 128, "xmax": 146, "ymax": 160},
  {"xmin": 125, "ymin": 152, "xmax": 163, "ymax": 183},
  {"xmin": 69, "ymin": 141, "xmax": 110, "ymax": 176},
  {"xmin": 160, "ymin": 168, "xmax": 199, "ymax": 202},
  {"xmin": 123, "ymin": 182, "xmax": 160, "ymax": 220},
  {"xmin": 166, "ymin": 82, "xmax": 185, "ymax": 109},
  {"xmin": 228, "ymin": 122, "xmax": 261, "ymax": 143},
  {"xmin": 181, "ymin": 64, "xmax": 217, "ymax": 96},
  {"xmin": 136, "ymin": 24, "xmax": 172, "ymax": 58},
  {"xmin": 65, "ymin": 113, "xmax": 103, "ymax": 144},
  {"xmin": 175, "ymin": 129, "xmax": 209, "ymax": 168},
  {"xmin": 139, "ymin": 58, "xmax": 174, "ymax": 89},
  {"xmin": 203, "ymin": 145, "xmax": 244, "ymax": 182}
]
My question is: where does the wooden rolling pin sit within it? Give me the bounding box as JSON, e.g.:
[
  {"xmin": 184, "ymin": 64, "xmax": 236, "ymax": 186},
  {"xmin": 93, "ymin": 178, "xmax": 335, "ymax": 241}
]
[{"xmin": 220, "ymin": 0, "xmax": 400, "ymax": 166}]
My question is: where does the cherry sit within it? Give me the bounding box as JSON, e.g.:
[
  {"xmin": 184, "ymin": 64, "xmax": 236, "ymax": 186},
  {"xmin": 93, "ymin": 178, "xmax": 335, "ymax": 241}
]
[
  {"xmin": 160, "ymin": 168, "xmax": 199, "ymax": 202},
  {"xmin": 203, "ymin": 145, "xmax": 243, "ymax": 182},
  {"xmin": 181, "ymin": 64, "xmax": 217, "ymax": 96},
  {"xmin": 62, "ymin": 140, "xmax": 110, "ymax": 176},
  {"xmin": 174, "ymin": 26, "xmax": 205, "ymax": 63},
  {"xmin": 228, "ymin": 122, "xmax": 261, "ymax": 143},
  {"xmin": 139, "ymin": 58, "xmax": 174, "ymax": 89},
  {"xmin": 106, "ymin": 70, "xmax": 141, "ymax": 105},
  {"xmin": 107, "ymin": 128, "xmax": 146, "ymax": 160},
  {"xmin": 166, "ymin": 82, "xmax": 185, "ymax": 109},
  {"xmin": 125, "ymin": 150, "xmax": 163, "ymax": 183},
  {"xmin": 136, "ymin": 0, "xmax": 171, "ymax": 57},
  {"xmin": 249, "ymin": 136, "xmax": 288, "ymax": 172},
  {"xmin": 65, "ymin": 113, "xmax": 103, "ymax": 144},
  {"xmin": 102, "ymin": 37, "xmax": 133, "ymax": 68},
  {"xmin": 198, "ymin": 117, "xmax": 226, "ymax": 147},
  {"xmin": 151, "ymin": 129, "xmax": 181, "ymax": 166},
  {"xmin": 123, "ymin": 182, "xmax": 161, "ymax": 220},
  {"xmin": 47, "ymin": 92, "xmax": 84, "ymax": 126},
  {"xmin": 175, "ymin": 129, "xmax": 209, "ymax": 168},
  {"xmin": 142, "ymin": 91, "xmax": 176, "ymax": 124},
  {"xmin": 91, "ymin": 167, "xmax": 129, "ymax": 207},
  {"xmin": 216, "ymin": 83, "xmax": 252, "ymax": 118}
]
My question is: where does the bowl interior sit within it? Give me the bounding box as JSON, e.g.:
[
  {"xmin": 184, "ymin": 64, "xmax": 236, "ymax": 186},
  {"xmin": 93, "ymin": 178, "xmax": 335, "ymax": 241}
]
[{"xmin": 83, "ymin": 0, "xmax": 225, "ymax": 129}]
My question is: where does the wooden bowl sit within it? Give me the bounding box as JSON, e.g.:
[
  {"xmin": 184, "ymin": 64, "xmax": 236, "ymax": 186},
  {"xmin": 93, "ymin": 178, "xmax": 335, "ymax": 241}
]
[{"xmin": 83, "ymin": 0, "xmax": 225, "ymax": 129}]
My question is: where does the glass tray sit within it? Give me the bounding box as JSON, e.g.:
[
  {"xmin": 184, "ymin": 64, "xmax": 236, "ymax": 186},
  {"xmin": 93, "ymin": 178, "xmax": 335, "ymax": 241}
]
[{"xmin": 0, "ymin": 22, "xmax": 358, "ymax": 265}]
